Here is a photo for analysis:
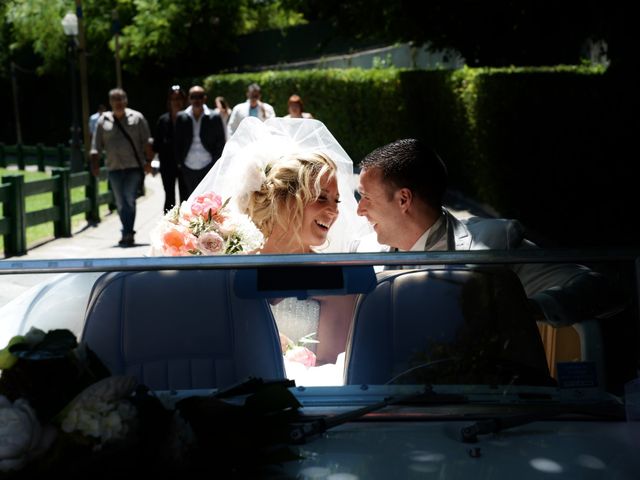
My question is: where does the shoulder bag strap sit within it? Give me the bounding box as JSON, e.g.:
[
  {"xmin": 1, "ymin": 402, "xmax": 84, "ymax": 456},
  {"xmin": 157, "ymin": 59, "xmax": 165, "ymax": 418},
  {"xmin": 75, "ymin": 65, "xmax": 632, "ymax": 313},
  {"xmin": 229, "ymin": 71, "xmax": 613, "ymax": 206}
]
[{"xmin": 113, "ymin": 115, "xmax": 145, "ymax": 168}]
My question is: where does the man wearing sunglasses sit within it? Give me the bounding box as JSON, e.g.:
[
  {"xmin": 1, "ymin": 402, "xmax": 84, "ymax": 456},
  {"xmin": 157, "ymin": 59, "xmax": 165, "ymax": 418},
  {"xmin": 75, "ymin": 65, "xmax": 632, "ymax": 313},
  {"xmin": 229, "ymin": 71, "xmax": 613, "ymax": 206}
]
[{"xmin": 174, "ymin": 85, "xmax": 226, "ymax": 198}]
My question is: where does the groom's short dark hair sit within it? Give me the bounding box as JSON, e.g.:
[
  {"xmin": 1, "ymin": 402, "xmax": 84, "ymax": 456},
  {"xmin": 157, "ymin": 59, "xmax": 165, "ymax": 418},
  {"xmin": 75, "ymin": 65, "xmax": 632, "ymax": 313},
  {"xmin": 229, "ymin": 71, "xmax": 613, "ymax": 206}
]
[{"xmin": 360, "ymin": 138, "xmax": 448, "ymax": 209}]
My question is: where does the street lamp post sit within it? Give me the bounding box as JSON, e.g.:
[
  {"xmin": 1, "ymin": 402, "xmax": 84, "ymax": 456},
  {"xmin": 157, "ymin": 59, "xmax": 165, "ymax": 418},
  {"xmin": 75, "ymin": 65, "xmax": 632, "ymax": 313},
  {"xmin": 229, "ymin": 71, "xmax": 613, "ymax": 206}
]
[
  {"xmin": 112, "ymin": 10, "xmax": 123, "ymax": 88},
  {"xmin": 61, "ymin": 12, "xmax": 84, "ymax": 173}
]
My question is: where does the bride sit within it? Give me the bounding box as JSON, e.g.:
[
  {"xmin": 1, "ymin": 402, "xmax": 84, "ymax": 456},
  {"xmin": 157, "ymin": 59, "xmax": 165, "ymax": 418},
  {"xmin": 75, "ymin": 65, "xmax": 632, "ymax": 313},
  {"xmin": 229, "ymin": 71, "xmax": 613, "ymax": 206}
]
[{"xmin": 186, "ymin": 117, "xmax": 371, "ymax": 378}]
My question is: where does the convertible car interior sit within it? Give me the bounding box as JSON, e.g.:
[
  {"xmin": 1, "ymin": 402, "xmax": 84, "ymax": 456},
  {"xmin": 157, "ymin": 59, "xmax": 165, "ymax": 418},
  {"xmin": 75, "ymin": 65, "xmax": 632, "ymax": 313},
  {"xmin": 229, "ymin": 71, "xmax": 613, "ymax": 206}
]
[{"xmin": 76, "ymin": 265, "xmax": 561, "ymax": 389}]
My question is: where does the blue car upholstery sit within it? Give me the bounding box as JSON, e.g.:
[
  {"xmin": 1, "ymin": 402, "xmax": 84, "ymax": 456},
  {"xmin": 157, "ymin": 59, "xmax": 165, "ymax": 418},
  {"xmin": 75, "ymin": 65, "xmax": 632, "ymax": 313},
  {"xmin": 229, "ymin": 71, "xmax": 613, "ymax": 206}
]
[
  {"xmin": 345, "ymin": 267, "xmax": 551, "ymax": 386},
  {"xmin": 81, "ymin": 270, "xmax": 285, "ymax": 390}
]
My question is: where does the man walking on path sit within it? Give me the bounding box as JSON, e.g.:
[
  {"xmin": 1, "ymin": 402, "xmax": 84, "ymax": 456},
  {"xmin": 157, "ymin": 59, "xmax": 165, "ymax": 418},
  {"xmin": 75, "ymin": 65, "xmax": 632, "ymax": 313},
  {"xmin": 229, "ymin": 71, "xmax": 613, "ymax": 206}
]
[
  {"xmin": 90, "ymin": 88, "xmax": 153, "ymax": 247},
  {"xmin": 227, "ymin": 83, "xmax": 276, "ymax": 137}
]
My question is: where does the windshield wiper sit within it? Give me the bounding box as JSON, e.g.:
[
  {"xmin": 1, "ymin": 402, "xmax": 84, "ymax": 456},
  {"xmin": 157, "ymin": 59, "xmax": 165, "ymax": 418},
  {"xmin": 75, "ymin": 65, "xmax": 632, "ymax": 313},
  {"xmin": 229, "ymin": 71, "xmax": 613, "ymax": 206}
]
[
  {"xmin": 460, "ymin": 404, "xmax": 626, "ymax": 443},
  {"xmin": 213, "ymin": 377, "xmax": 296, "ymax": 399},
  {"xmin": 289, "ymin": 386, "xmax": 467, "ymax": 444}
]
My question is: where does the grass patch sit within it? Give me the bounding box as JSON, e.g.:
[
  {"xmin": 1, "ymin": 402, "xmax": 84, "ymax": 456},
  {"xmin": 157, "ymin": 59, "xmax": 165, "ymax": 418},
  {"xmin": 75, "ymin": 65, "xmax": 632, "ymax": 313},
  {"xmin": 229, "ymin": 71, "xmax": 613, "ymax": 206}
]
[{"xmin": 1, "ymin": 168, "xmax": 111, "ymax": 252}]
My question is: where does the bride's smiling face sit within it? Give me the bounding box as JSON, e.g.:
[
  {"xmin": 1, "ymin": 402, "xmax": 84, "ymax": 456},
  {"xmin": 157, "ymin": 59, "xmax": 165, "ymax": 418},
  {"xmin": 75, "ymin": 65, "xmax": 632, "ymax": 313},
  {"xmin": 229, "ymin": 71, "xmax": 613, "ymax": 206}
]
[
  {"xmin": 252, "ymin": 153, "xmax": 340, "ymax": 254},
  {"xmin": 298, "ymin": 174, "xmax": 340, "ymax": 250}
]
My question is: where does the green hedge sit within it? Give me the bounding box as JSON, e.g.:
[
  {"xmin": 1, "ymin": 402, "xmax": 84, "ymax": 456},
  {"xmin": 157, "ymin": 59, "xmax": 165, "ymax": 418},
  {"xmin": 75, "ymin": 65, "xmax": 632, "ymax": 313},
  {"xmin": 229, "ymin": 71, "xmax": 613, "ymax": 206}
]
[
  {"xmin": 204, "ymin": 65, "xmax": 627, "ymax": 247},
  {"xmin": 204, "ymin": 69, "xmax": 407, "ymax": 163},
  {"xmin": 457, "ymin": 65, "xmax": 612, "ymax": 244}
]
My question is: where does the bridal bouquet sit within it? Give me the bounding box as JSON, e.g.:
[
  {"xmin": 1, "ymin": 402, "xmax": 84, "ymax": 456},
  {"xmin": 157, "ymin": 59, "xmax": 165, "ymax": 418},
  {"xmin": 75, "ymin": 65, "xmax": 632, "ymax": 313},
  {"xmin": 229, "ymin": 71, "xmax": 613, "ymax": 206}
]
[{"xmin": 151, "ymin": 191, "xmax": 264, "ymax": 256}]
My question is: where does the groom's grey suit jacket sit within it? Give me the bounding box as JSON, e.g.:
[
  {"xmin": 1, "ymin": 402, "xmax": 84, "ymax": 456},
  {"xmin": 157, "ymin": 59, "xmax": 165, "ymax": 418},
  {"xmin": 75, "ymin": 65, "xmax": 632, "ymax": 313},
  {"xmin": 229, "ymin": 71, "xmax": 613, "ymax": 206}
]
[{"xmin": 354, "ymin": 208, "xmax": 616, "ymax": 327}]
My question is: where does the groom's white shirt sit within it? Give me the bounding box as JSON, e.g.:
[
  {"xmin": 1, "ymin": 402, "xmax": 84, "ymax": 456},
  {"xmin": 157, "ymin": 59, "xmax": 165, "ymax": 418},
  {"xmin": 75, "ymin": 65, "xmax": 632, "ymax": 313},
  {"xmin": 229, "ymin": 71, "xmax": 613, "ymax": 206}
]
[
  {"xmin": 352, "ymin": 211, "xmax": 447, "ymax": 253},
  {"xmin": 402, "ymin": 215, "xmax": 447, "ymax": 252},
  {"xmin": 184, "ymin": 105, "xmax": 214, "ymax": 170},
  {"xmin": 351, "ymin": 232, "xmax": 389, "ymax": 253}
]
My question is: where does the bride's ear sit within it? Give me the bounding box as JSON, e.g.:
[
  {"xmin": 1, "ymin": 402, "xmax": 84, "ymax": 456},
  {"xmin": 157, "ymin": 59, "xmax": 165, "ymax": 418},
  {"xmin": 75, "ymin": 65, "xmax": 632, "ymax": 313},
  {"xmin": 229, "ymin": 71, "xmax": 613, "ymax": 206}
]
[{"xmin": 397, "ymin": 188, "xmax": 413, "ymax": 212}]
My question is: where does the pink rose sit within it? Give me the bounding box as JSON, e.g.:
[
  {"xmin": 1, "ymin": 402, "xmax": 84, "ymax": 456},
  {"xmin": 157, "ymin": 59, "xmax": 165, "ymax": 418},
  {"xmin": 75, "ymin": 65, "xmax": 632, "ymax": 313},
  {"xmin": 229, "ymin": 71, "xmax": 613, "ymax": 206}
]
[
  {"xmin": 285, "ymin": 346, "xmax": 316, "ymax": 368},
  {"xmin": 196, "ymin": 231, "xmax": 225, "ymax": 255},
  {"xmin": 190, "ymin": 192, "xmax": 222, "ymax": 219}
]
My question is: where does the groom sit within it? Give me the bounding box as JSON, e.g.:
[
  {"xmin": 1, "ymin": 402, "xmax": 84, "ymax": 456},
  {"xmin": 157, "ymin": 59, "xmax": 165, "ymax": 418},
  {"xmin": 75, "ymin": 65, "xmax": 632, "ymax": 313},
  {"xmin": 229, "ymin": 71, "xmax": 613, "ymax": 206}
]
[{"xmin": 354, "ymin": 138, "xmax": 618, "ymax": 327}]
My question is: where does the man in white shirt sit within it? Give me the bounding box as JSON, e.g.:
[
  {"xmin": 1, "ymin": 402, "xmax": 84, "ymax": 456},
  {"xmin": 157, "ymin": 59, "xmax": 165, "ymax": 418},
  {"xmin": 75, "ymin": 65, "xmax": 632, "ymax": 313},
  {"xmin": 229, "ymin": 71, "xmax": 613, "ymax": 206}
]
[
  {"xmin": 174, "ymin": 86, "xmax": 226, "ymax": 198},
  {"xmin": 226, "ymin": 83, "xmax": 276, "ymax": 138},
  {"xmin": 354, "ymin": 138, "xmax": 617, "ymax": 327}
]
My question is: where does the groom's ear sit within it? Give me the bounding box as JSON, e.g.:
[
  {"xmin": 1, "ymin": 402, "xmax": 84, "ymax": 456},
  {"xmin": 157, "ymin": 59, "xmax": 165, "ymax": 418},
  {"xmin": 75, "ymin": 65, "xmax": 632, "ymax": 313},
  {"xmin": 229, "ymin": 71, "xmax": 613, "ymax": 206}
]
[{"xmin": 397, "ymin": 188, "xmax": 413, "ymax": 212}]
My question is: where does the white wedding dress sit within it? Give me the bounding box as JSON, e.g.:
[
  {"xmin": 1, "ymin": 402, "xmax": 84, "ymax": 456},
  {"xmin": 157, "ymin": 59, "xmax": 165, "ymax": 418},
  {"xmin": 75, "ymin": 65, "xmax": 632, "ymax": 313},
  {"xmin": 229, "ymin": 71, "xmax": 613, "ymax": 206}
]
[{"xmin": 271, "ymin": 297, "xmax": 346, "ymax": 386}]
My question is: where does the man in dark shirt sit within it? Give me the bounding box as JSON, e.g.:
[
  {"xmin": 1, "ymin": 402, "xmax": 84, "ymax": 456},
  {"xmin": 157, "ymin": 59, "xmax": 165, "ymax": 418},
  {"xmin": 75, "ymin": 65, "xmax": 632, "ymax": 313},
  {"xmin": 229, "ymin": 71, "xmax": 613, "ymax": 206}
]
[
  {"xmin": 174, "ymin": 85, "xmax": 226, "ymax": 199},
  {"xmin": 153, "ymin": 85, "xmax": 188, "ymax": 212}
]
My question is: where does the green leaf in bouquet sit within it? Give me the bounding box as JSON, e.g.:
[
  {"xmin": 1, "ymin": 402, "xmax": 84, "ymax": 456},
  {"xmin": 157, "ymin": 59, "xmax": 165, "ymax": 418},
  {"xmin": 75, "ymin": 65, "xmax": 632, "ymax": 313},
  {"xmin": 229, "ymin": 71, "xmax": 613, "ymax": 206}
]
[
  {"xmin": 225, "ymin": 234, "xmax": 243, "ymax": 254},
  {"xmin": 188, "ymin": 216, "xmax": 208, "ymax": 237},
  {"xmin": 0, "ymin": 335, "xmax": 26, "ymax": 370},
  {"xmin": 298, "ymin": 332, "xmax": 319, "ymax": 345}
]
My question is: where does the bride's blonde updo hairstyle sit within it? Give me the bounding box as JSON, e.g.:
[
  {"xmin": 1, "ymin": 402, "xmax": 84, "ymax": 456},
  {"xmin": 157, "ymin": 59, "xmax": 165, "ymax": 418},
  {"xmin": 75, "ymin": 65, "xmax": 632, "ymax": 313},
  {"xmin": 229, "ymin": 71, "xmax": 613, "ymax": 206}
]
[{"xmin": 246, "ymin": 152, "xmax": 337, "ymax": 247}]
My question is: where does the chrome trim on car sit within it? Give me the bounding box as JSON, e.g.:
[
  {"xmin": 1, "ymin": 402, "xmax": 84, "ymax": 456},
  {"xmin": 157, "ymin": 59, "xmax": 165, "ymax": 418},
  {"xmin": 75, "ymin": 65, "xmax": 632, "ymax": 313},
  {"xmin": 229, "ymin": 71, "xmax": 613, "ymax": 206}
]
[{"xmin": 2, "ymin": 249, "xmax": 640, "ymax": 274}]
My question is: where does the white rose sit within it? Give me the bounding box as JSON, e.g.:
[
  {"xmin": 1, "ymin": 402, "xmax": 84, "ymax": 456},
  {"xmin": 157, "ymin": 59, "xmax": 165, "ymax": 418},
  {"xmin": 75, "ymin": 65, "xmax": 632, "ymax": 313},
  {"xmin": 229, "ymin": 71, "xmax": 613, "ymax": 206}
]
[
  {"xmin": 100, "ymin": 410, "xmax": 123, "ymax": 442},
  {"xmin": 0, "ymin": 396, "xmax": 49, "ymax": 472},
  {"xmin": 66, "ymin": 376, "xmax": 137, "ymax": 411},
  {"xmin": 196, "ymin": 231, "xmax": 225, "ymax": 255},
  {"xmin": 61, "ymin": 376, "xmax": 138, "ymax": 445}
]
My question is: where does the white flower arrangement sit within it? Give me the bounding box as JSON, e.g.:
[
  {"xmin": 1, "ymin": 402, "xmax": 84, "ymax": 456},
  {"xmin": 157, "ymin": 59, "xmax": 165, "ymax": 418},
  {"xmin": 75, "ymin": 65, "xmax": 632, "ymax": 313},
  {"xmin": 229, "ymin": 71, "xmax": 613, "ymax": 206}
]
[
  {"xmin": 61, "ymin": 376, "xmax": 138, "ymax": 448},
  {"xmin": 0, "ymin": 396, "xmax": 55, "ymax": 472}
]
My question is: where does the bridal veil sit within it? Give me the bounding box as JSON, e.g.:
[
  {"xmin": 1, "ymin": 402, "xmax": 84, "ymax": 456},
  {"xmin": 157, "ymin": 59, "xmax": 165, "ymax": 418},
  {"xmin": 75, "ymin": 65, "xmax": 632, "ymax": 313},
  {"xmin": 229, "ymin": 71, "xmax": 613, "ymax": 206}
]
[{"xmin": 190, "ymin": 117, "xmax": 371, "ymax": 252}]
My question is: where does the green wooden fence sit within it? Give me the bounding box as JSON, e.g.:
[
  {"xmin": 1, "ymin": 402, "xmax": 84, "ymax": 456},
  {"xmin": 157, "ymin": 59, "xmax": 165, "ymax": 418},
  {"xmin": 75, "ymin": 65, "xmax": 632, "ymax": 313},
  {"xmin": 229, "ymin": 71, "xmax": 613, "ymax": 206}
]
[
  {"xmin": 0, "ymin": 142, "xmax": 72, "ymax": 171},
  {"xmin": 0, "ymin": 143, "xmax": 114, "ymax": 257}
]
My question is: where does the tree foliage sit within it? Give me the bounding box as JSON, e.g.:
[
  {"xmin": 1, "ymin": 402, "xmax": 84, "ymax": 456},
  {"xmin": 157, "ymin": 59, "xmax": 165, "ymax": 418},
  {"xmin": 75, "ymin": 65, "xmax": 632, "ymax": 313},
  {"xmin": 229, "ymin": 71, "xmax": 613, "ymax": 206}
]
[
  {"xmin": 2, "ymin": 0, "xmax": 628, "ymax": 76},
  {"xmin": 236, "ymin": 0, "xmax": 306, "ymax": 34},
  {"xmin": 4, "ymin": 0, "xmax": 70, "ymax": 74},
  {"xmin": 1, "ymin": 0, "xmax": 307, "ymax": 77}
]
